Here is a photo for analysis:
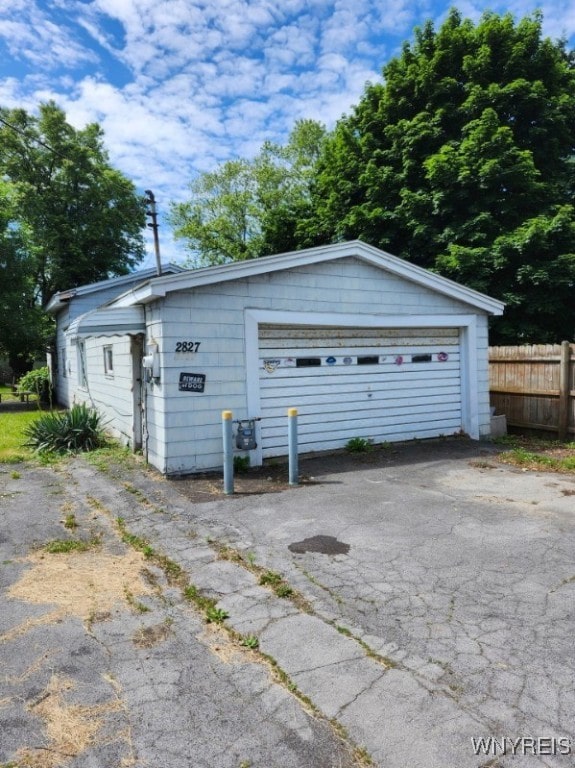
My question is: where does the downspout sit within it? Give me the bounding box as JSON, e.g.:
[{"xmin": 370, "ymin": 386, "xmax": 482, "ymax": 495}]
[{"xmin": 143, "ymin": 304, "xmax": 149, "ymax": 465}]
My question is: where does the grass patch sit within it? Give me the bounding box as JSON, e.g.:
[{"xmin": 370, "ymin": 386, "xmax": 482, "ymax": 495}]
[
  {"xmin": 494, "ymin": 435, "xmax": 575, "ymax": 474},
  {"xmin": 0, "ymin": 410, "xmax": 42, "ymax": 463},
  {"xmin": 82, "ymin": 443, "xmax": 140, "ymax": 474},
  {"xmin": 44, "ymin": 537, "xmax": 100, "ymax": 554}
]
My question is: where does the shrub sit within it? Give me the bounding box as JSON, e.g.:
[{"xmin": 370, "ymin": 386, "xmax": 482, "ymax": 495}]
[
  {"xmin": 24, "ymin": 403, "xmax": 106, "ymax": 454},
  {"xmin": 18, "ymin": 366, "xmax": 53, "ymax": 406}
]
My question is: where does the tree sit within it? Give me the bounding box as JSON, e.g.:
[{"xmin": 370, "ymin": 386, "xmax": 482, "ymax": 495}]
[
  {"xmin": 0, "ymin": 181, "xmax": 46, "ymax": 377},
  {"xmin": 0, "ymin": 102, "xmax": 146, "ymax": 374},
  {"xmin": 170, "ymin": 120, "xmax": 327, "ymax": 266},
  {"xmin": 170, "ymin": 159, "xmax": 264, "ymax": 266},
  {"xmin": 0, "ymin": 102, "xmax": 146, "ymax": 308},
  {"xmin": 302, "ymin": 10, "xmax": 575, "ymax": 342}
]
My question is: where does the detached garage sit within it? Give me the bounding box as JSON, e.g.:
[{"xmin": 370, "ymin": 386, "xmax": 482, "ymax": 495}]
[{"xmin": 51, "ymin": 240, "xmax": 504, "ymax": 475}]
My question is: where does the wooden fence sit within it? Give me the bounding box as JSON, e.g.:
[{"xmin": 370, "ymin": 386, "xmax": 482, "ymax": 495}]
[{"xmin": 489, "ymin": 342, "xmax": 575, "ymax": 439}]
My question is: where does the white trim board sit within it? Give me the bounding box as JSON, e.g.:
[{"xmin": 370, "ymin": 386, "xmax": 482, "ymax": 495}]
[{"xmin": 110, "ymin": 241, "xmax": 505, "ymax": 316}]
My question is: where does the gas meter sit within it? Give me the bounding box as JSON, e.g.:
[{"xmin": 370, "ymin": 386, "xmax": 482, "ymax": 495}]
[{"xmin": 235, "ymin": 419, "xmax": 257, "ymax": 450}]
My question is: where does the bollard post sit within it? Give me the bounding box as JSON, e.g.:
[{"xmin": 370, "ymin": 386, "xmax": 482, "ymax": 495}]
[
  {"xmin": 288, "ymin": 407, "xmax": 298, "ymax": 486},
  {"xmin": 222, "ymin": 410, "xmax": 234, "ymax": 495}
]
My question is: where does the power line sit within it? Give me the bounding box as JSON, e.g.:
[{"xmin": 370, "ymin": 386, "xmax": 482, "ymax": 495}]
[{"xmin": 0, "ymin": 113, "xmax": 68, "ymax": 160}]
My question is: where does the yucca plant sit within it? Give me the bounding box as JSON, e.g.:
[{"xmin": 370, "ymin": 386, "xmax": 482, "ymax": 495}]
[{"xmin": 24, "ymin": 403, "xmax": 106, "ymax": 454}]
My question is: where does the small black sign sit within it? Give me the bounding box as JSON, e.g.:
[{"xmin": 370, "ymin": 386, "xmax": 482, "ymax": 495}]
[{"xmin": 179, "ymin": 372, "xmax": 206, "ymax": 392}]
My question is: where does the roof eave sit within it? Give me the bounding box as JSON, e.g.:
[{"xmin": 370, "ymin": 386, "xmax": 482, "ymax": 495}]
[{"xmin": 109, "ymin": 241, "xmax": 506, "ymax": 316}]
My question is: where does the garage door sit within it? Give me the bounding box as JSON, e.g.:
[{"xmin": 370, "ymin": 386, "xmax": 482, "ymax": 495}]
[{"xmin": 258, "ymin": 325, "xmax": 462, "ymax": 457}]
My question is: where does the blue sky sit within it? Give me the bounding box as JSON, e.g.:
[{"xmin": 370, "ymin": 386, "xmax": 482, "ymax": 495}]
[{"xmin": 1, "ymin": 0, "xmax": 574, "ymax": 267}]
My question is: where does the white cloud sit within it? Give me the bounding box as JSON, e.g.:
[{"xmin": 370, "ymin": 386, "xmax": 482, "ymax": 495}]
[
  {"xmin": 3, "ymin": 0, "xmax": 575, "ymax": 270},
  {"xmin": 0, "ymin": 3, "xmax": 97, "ymax": 69}
]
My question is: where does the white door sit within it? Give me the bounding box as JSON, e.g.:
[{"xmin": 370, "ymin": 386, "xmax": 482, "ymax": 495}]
[{"xmin": 258, "ymin": 325, "xmax": 462, "ymax": 457}]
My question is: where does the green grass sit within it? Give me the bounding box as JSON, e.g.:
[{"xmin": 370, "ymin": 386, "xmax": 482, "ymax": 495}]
[
  {"xmin": 0, "ymin": 410, "xmax": 42, "ymax": 463},
  {"xmin": 44, "ymin": 537, "xmax": 101, "ymax": 553},
  {"xmin": 494, "ymin": 435, "xmax": 575, "ymax": 474}
]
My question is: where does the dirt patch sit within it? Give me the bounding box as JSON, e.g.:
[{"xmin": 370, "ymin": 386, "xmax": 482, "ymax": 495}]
[
  {"xmin": 15, "ymin": 674, "xmax": 122, "ymax": 768},
  {"xmin": 132, "ymin": 622, "xmax": 172, "ymax": 648},
  {"xmin": 168, "ymin": 448, "xmax": 403, "ymax": 502},
  {"xmin": 8, "ymin": 549, "xmax": 152, "ymax": 621}
]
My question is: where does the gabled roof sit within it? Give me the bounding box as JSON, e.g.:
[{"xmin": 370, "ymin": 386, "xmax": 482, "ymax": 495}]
[
  {"xmin": 45, "ymin": 263, "xmax": 187, "ymax": 315},
  {"xmin": 109, "ymin": 241, "xmax": 505, "ymax": 315}
]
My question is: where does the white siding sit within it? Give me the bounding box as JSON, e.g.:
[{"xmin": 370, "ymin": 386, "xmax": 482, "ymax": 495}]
[
  {"xmin": 154, "ymin": 258, "xmax": 491, "ymax": 474},
  {"xmin": 70, "ymin": 335, "xmax": 136, "ymax": 446}
]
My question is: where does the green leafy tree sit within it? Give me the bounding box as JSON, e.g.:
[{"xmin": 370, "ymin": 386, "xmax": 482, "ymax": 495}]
[
  {"xmin": 170, "ymin": 159, "xmax": 264, "ymax": 266},
  {"xmin": 170, "ymin": 120, "xmax": 327, "ymax": 266},
  {"xmin": 0, "ymin": 102, "xmax": 146, "ymax": 374},
  {"xmin": 303, "ymin": 10, "xmax": 575, "ymax": 342},
  {"xmin": 256, "ymin": 119, "xmax": 328, "ymax": 254},
  {"xmin": 0, "ymin": 180, "xmax": 47, "ymax": 377},
  {"xmin": 0, "ymin": 102, "xmax": 146, "ymax": 307}
]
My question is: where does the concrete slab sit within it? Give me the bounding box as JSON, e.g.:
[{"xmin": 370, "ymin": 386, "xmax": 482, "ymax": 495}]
[{"xmin": 3, "ymin": 438, "xmax": 575, "ymax": 767}]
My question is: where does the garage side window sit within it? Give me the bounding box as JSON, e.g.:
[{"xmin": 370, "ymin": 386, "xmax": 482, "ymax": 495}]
[{"xmin": 103, "ymin": 344, "xmax": 114, "ymax": 376}]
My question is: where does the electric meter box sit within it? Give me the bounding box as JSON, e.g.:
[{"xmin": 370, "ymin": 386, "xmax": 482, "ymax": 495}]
[{"xmin": 235, "ymin": 420, "xmax": 257, "ymax": 450}]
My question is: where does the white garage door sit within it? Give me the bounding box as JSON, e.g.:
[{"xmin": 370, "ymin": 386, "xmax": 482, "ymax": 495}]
[{"xmin": 258, "ymin": 325, "xmax": 462, "ymax": 457}]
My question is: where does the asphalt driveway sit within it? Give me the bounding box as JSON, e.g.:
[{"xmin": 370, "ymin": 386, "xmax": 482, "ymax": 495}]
[{"xmin": 1, "ymin": 438, "xmax": 574, "ymax": 767}]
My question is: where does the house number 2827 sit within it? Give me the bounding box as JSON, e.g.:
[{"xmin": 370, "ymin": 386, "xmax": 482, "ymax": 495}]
[{"xmin": 175, "ymin": 341, "xmax": 201, "ymax": 353}]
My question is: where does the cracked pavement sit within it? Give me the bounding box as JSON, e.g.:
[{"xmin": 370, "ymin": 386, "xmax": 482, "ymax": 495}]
[{"xmin": 1, "ymin": 438, "xmax": 575, "ymax": 767}]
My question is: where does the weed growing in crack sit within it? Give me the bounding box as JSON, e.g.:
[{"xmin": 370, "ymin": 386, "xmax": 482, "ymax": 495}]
[
  {"xmin": 259, "ymin": 569, "xmax": 282, "ymax": 586},
  {"xmin": 216, "ymin": 544, "xmax": 245, "ymax": 564},
  {"xmin": 183, "ymin": 584, "xmax": 217, "ymax": 613},
  {"xmin": 329, "ymin": 620, "xmax": 397, "ymax": 669},
  {"xmin": 124, "ymin": 587, "xmax": 151, "ymax": 614},
  {"xmin": 259, "ymin": 569, "xmax": 294, "ymax": 598},
  {"xmin": 240, "ymin": 634, "xmax": 259, "ymax": 650},
  {"xmin": 274, "ymin": 583, "xmax": 294, "ymax": 598},
  {"xmin": 205, "ymin": 606, "xmax": 229, "ymax": 624},
  {"xmin": 116, "ymin": 517, "xmax": 154, "ymax": 558},
  {"xmin": 63, "ymin": 513, "xmax": 78, "ymax": 530},
  {"xmin": 85, "ymin": 495, "xmax": 107, "ymax": 512}
]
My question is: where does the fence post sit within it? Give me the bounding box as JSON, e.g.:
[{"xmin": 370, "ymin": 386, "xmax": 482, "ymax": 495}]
[
  {"xmin": 222, "ymin": 410, "xmax": 234, "ymax": 495},
  {"xmin": 558, "ymin": 341, "xmax": 571, "ymax": 441},
  {"xmin": 288, "ymin": 408, "xmax": 298, "ymax": 486}
]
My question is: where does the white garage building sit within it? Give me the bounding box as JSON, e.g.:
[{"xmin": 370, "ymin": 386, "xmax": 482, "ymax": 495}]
[{"xmin": 49, "ymin": 241, "xmax": 504, "ymax": 475}]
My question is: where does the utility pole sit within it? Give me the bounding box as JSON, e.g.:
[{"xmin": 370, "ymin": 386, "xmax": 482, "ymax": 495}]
[{"xmin": 144, "ymin": 189, "xmax": 162, "ymax": 276}]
